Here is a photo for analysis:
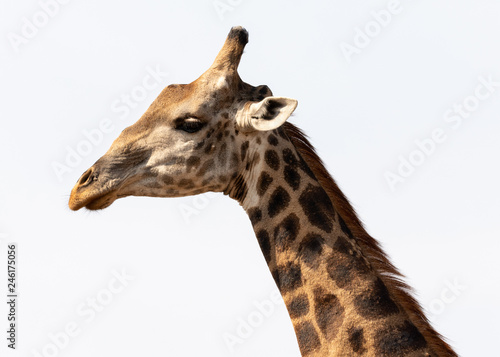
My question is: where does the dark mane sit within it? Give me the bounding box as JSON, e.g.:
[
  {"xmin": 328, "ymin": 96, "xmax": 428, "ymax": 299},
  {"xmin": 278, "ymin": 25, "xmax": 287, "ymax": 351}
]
[{"xmin": 283, "ymin": 122, "xmax": 457, "ymax": 357}]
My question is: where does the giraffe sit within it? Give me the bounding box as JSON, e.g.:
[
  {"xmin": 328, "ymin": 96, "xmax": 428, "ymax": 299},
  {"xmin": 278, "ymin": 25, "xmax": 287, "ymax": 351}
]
[{"xmin": 68, "ymin": 27, "xmax": 457, "ymax": 357}]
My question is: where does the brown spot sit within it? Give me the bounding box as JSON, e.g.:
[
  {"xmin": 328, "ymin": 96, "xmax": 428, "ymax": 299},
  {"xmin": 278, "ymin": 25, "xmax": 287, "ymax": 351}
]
[
  {"xmin": 277, "ymin": 261, "xmax": 302, "ymax": 293},
  {"xmin": 283, "ymin": 148, "xmax": 299, "ymax": 166},
  {"xmin": 298, "ymin": 233, "xmax": 325, "ymax": 268},
  {"xmin": 313, "ymin": 287, "xmax": 345, "ymax": 340},
  {"xmin": 240, "ymin": 141, "xmax": 249, "ymax": 160},
  {"xmin": 178, "ymin": 179, "xmax": 194, "ymax": 189},
  {"xmin": 247, "ymin": 207, "xmax": 262, "ymax": 226},
  {"xmin": 288, "ymin": 294, "xmax": 309, "ymax": 319},
  {"xmin": 326, "ymin": 238, "xmax": 371, "ymax": 290},
  {"xmin": 283, "ymin": 146, "xmax": 315, "ymax": 180},
  {"xmin": 268, "ymin": 186, "xmax": 290, "ymax": 218},
  {"xmin": 162, "ymin": 175, "xmax": 174, "ymax": 185},
  {"xmin": 298, "ymin": 184, "xmax": 335, "ymax": 233},
  {"xmin": 333, "ymin": 235, "xmax": 355, "ymax": 256},
  {"xmin": 186, "ymin": 156, "xmax": 201, "ymax": 172},
  {"xmin": 284, "ymin": 165, "xmax": 301, "ymax": 190},
  {"xmin": 375, "ymin": 320, "xmax": 427, "ymax": 355},
  {"xmin": 295, "ymin": 321, "xmax": 321, "ymax": 356},
  {"xmin": 267, "ymin": 134, "xmax": 279, "ymax": 146},
  {"xmin": 273, "ymin": 213, "xmax": 300, "ymax": 251},
  {"xmin": 265, "ymin": 150, "xmax": 280, "ymax": 171},
  {"xmin": 257, "ymin": 171, "xmax": 273, "ymax": 196},
  {"xmin": 348, "ymin": 327, "xmax": 366, "ymax": 354},
  {"xmin": 354, "ymin": 277, "xmax": 400, "ymax": 320}
]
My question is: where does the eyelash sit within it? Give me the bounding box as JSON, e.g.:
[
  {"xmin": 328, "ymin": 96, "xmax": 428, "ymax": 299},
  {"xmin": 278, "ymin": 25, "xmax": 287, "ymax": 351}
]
[{"xmin": 176, "ymin": 119, "xmax": 205, "ymax": 133}]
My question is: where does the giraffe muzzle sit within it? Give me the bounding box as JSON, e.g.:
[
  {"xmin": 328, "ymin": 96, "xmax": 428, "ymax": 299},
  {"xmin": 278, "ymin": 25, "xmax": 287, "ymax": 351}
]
[{"xmin": 69, "ymin": 165, "xmax": 115, "ymax": 211}]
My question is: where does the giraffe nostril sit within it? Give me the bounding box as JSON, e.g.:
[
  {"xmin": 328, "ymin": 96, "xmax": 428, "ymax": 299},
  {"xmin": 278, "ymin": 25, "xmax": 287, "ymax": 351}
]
[{"xmin": 78, "ymin": 168, "xmax": 95, "ymax": 186}]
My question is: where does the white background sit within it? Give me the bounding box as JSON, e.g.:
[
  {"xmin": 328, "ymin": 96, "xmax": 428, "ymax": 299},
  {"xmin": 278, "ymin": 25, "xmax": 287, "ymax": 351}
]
[{"xmin": 1, "ymin": 0, "xmax": 499, "ymax": 356}]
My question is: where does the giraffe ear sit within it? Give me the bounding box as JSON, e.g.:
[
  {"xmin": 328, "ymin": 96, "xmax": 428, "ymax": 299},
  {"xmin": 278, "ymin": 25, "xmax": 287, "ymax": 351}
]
[{"xmin": 236, "ymin": 97, "xmax": 298, "ymax": 132}]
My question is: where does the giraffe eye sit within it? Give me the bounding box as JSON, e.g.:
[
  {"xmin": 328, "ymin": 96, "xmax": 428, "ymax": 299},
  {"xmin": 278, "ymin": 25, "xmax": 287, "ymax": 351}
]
[{"xmin": 176, "ymin": 118, "xmax": 205, "ymax": 133}]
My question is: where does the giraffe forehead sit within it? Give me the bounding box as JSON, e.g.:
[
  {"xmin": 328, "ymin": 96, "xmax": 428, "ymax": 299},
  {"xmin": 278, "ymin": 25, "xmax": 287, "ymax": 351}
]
[{"xmin": 150, "ymin": 83, "xmax": 238, "ymax": 119}]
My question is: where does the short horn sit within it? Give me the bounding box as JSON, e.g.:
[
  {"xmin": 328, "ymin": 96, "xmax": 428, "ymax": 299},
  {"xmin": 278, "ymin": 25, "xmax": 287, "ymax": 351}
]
[{"xmin": 209, "ymin": 26, "xmax": 249, "ymax": 74}]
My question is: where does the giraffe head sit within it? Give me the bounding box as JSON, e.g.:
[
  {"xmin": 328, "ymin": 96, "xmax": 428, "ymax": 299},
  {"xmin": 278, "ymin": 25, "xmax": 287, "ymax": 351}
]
[{"xmin": 69, "ymin": 27, "xmax": 297, "ymax": 211}]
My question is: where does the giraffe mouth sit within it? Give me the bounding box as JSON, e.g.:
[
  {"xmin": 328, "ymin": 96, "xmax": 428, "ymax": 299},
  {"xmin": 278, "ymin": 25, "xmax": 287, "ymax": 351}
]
[
  {"xmin": 84, "ymin": 191, "xmax": 118, "ymax": 210},
  {"xmin": 69, "ymin": 188, "xmax": 120, "ymax": 211},
  {"xmin": 69, "ymin": 168, "xmax": 143, "ymax": 211}
]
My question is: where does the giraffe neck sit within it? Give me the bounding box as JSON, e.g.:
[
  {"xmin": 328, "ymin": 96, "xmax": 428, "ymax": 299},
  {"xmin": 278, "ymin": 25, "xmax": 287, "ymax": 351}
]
[{"xmin": 227, "ymin": 129, "xmax": 435, "ymax": 357}]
